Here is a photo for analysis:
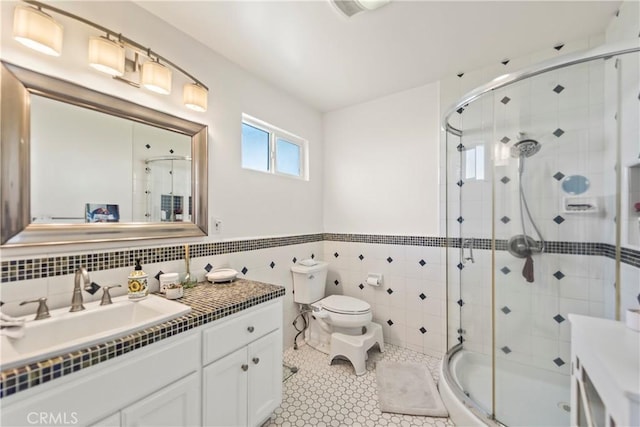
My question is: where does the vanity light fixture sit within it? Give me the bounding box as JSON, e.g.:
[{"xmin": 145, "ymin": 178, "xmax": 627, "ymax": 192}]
[
  {"xmin": 141, "ymin": 59, "xmax": 172, "ymax": 95},
  {"xmin": 88, "ymin": 36, "xmax": 125, "ymax": 77},
  {"xmin": 183, "ymin": 83, "xmax": 208, "ymax": 112},
  {"xmin": 12, "ymin": 4, "xmax": 63, "ymax": 56},
  {"xmin": 12, "ymin": 0, "xmax": 209, "ymax": 112}
]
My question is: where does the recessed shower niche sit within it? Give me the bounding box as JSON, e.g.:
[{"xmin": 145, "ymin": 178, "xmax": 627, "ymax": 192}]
[{"xmin": 626, "ymin": 162, "xmax": 640, "ymax": 247}]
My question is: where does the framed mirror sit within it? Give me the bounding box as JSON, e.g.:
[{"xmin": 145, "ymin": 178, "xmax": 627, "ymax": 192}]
[{"xmin": 1, "ymin": 62, "xmax": 208, "ymax": 247}]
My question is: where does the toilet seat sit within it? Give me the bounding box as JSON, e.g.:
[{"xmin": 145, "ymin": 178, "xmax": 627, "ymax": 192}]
[{"xmin": 318, "ymin": 295, "xmax": 371, "ymax": 315}]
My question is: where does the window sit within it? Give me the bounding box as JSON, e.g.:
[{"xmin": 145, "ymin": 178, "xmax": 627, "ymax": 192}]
[
  {"xmin": 241, "ymin": 114, "xmax": 307, "ymax": 179},
  {"xmin": 464, "ymin": 144, "xmax": 485, "ymax": 180}
]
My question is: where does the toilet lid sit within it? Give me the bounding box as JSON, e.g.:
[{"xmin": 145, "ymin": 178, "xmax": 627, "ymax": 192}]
[{"xmin": 320, "ymin": 295, "xmax": 370, "ymax": 314}]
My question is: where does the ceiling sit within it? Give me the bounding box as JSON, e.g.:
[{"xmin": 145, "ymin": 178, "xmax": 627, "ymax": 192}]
[{"xmin": 137, "ymin": 1, "xmax": 620, "ymax": 112}]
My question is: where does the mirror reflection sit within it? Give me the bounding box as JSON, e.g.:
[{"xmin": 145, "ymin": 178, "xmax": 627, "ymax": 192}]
[{"xmin": 30, "ymin": 95, "xmax": 191, "ymax": 224}]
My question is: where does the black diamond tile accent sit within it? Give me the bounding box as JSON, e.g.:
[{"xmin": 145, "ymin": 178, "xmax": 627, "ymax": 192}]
[
  {"xmin": 553, "ymin": 271, "xmax": 565, "ymax": 280},
  {"xmin": 154, "ymin": 270, "xmax": 165, "ymax": 280},
  {"xmin": 145, "ymin": 144, "xmax": 151, "ymax": 149},
  {"xmin": 501, "ymin": 96, "xmax": 511, "ymax": 104},
  {"xmin": 501, "ymin": 136, "xmax": 511, "ymax": 144},
  {"xmin": 501, "ymin": 59, "xmax": 510, "ymax": 65},
  {"xmin": 457, "ymin": 107, "xmax": 464, "ymax": 114},
  {"xmin": 270, "ymin": 261, "xmax": 275, "ymax": 269},
  {"xmin": 387, "ymin": 257, "xmax": 393, "ymax": 263},
  {"xmin": 334, "ymin": 252, "xmax": 339, "ymax": 258},
  {"xmin": 358, "ymin": 254, "xmax": 364, "ymax": 261},
  {"xmin": 457, "ymin": 263, "xmax": 464, "ymax": 270},
  {"xmin": 554, "ymin": 43, "xmax": 565, "ymax": 51},
  {"xmin": 553, "ymin": 84, "xmax": 565, "ymax": 94},
  {"xmin": 311, "ymin": 254, "xmax": 315, "ymax": 259},
  {"xmin": 553, "ymin": 172, "xmax": 565, "ymax": 181},
  {"xmin": 457, "ymin": 180, "xmax": 464, "ymax": 187},
  {"xmin": 553, "ymin": 357, "xmax": 565, "ymax": 367},
  {"xmin": 458, "ymin": 336, "xmax": 464, "ymax": 344},
  {"xmin": 241, "ymin": 266, "xmax": 248, "ymax": 275},
  {"xmin": 501, "ymin": 266, "xmax": 511, "ymax": 275},
  {"xmin": 637, "ymin": 293, "xmax": 640, "ymax": 305},
  {"xmin": 387, "ymin": 319, "xmax": 394, "ymax": 326},
  {"xmin": 334, "ymin": 279, "xmax": 339, "ymax": 286},
  {"xmin": 501, "ymin": 306, "xmax": 511, "ymax": 314},
  {"xmin": 553, "ymin": 314, "xmax": 565, "ymax": 323},
  {"xmin": 457, "ymin": 299, "xmax": 464, "ymax": 307},
  {"xmin": 419, "ymin": 259, "xmax": 426, "ymax": 267},
  {"xmin": 457, "ymin": 73, "xmax": 464, "ymax": 78},
  {"xmin": 87, "ymin": 282, "xmax": 100, "ymax": 295},
  {"xmin": 501, "ymin": 346, "xmax": 512, "ymax": 354},
  {"xmin": 169, "ymin": 149, "xmax": 174, "ymax": 154},
  {"xmin": 553, "ymin": 128, "xmax": 565, "ymax": 137},
  {"xmin": 387, "ymin": 288, "xmax": 394, "ymax": 295},
  {"xmin": 553, "ymin": 215, "xmax": 565, "ymax": 224},
  {"xmin": 500, "ymin": 176, "xmax": 510, "ymax": 184},
  {"xmin": 358, "ymin": 283, "xmax": 364, "ymax": 290},
  {"xmin": 419, "ymin": 327, "xmax": 427, "ymax": 334},
  {"xmin": 292, "ymin": 257, "xmax": 297, "ymax": 263},
  {"xmin": 457, "ymin": 216, "xmax": 464, "ymax": 224},
  {"xmin": 419, "ymin": 293, "xmax": 427, "ymax": 300},
  {"xmin": 501, "ymin": 216, "xmax": 510, "ymax": 224},
  {"xmin": 457, "ymin": 143, "xmax": 465, "ymax": 152},
  {"xmin": 204, "ymin": 264, "xmax": 213, "ymax": 272}
]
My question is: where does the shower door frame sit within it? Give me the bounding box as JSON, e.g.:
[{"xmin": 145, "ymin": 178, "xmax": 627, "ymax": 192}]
[{"xmin": 442, "ymin": 39, "xmax": 640, "ymax": 426}]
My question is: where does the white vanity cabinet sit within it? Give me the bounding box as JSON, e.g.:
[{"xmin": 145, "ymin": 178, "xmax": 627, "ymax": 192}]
[
  {"xmin": 202, "ymin": 300, "xmax": 283, "ymax": 427},
  {"xmin": 0, "ymin": 330, "xmax": 201, "ymax": 427},
  {"xmin": 0, "ymin": 297, "xmax": 284, "ymax": 427},
  {"xmin": 569, "ymin": 314, "xmax": 640, "ymax": 427}
]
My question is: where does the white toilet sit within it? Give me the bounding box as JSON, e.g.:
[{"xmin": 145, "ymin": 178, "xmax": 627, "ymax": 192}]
[{"xmin": 291, "ymin": 260, "xmax": 384, "ymax": 375}]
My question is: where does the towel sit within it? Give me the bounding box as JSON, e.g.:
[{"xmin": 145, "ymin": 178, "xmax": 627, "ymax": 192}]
[{"xmin": 523, "ymin": 255, "xmax": 534, "ymax": 283}]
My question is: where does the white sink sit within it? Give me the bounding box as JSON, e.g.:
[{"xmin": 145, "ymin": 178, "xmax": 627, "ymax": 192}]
[{"xmin": 0, "ymin": 294, "xmax": 191, "ymax": 370}]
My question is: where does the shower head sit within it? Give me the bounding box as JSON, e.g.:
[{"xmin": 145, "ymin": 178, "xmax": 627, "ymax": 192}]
[{"xmin": 510, "ymin": 139, "xmax": 540, "ymax": 158}]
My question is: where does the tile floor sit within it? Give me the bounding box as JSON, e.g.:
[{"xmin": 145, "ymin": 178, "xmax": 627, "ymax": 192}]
[{"xmin": 266, "ymin": 343, "xmax": 454, "ymax": 427}]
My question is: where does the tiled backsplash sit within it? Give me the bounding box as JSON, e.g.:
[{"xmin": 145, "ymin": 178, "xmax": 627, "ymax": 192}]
[{"xmin": 1, "ymin": 233, "xmax": 638, "ymax": 360}]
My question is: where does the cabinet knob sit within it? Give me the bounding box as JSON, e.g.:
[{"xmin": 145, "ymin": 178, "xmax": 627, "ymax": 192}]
[
  {"xmin": 247, "ymin": 326, "xmax": 255, "ymax": 333},
  {"xmin": 241, "ymin": 364, "xmax": 248, "ymax": 372},
  {"xmin": 252, "ymin": 357, "xmax": 260, "ymax": 364}
]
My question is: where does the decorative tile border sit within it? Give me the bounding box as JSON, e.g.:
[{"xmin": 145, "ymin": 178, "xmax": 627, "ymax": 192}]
[
  {"xmin": 0, "ymin": 280, "xmax": 285, "ymax": 398},
  {"xmin": 1, "ymin": 233, "xmax": 638, "ymax": 283},
  {"xmin": 0, "ymin": 234, "xmax": 323, "ymax": 283}
]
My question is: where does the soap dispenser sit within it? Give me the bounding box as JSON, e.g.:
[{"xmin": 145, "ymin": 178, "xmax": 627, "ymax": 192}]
[{"xmin": 128, "ymin": 259, "xmax": 148, "ymax": 300}]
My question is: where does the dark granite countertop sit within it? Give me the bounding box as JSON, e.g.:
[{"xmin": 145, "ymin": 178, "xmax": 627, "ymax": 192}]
[{"xmin": 0, "ymin": 279, "xmax": 285, "ymax": 399}]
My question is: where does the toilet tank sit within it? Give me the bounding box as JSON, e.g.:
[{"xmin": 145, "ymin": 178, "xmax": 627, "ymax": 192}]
[{"xmin": 290, "ymin": 261, "xmax": 328, "ymax": 304}]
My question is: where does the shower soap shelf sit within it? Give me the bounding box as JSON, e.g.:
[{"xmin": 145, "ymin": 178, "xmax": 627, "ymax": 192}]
[{"xmin": 562, "ymin": 197, "xmax": 598, "ymax": 214}]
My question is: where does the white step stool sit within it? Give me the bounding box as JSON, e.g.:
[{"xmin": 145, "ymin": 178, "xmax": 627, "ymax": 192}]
[{"xmin": 328, "ymin": 322, "xmax": 384, "ymax": 376}]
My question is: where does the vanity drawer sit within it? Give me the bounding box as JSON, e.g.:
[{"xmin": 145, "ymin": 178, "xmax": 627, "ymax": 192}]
[{"xmin": 202, "ymin": 300, "xmax": 282, "ymax": 365}]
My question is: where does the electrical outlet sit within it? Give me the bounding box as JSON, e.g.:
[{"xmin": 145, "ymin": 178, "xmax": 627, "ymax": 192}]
[{"xmin": 213, "ymin": 219, "xmax": 222, "ymax": 233}]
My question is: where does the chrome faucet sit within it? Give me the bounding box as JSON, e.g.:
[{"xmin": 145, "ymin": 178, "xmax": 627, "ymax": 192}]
[{"xmin": 70, "ymin": 266, "xmax": 91, "ymax": 312}]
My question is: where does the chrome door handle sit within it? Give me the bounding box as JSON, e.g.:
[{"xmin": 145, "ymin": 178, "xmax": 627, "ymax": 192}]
[
  {"xmin": 252, "ymin": 357, "xmax": 260, "ymax": 364},
  {"xmin": 247, "ymin": 326, "xmax": 255, "ymax": 333},
  {"xmin": 241, "ymin": 364, "xmax": 248, "ymax": 371}
]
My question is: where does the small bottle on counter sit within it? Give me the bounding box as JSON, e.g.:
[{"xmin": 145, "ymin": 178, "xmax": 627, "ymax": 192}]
[{"xmin": 128, "ymin": 259, "xmax": 148, "ymax": 300}]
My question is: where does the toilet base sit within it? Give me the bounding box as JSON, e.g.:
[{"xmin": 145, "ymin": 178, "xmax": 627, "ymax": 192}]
[{"xmin": 305, "ymin": 314, "xmax": 365, "ymax": 355}]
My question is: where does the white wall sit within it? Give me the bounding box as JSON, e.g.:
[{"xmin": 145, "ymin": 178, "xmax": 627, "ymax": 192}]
[
  {"xmin": 0, "ymin": 0, "xmax": 324, "ymax": 256},
  {"xmin": 0, "ymin": 0, "xmax": 324, "ymax": 351},
  {"xmin": 323, "ymin": 83, "xmax": 440, "ymax": 236}
]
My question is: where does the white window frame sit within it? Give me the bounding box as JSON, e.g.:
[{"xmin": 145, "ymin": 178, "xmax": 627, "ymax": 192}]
[{"xmin": 241, "ymin": 114, "xmax": 308, "ymax": 180}]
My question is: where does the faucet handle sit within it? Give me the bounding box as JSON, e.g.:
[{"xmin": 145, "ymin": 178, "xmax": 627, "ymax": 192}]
[
  {"xmin": 20, "ymin": 297, "xmax": 50, "ymax": 320},
  {"xmin": 100, "ymin": 285, "xmax": 122, "ymax": 306}
]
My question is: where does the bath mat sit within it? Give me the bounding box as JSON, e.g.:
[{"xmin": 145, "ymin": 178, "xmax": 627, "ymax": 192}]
[{"xmin": 376, "ymin": 361, "xmax": 449, "ymax": 417}]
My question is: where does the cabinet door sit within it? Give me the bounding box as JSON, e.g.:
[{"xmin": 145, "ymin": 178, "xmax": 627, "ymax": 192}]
[
  {"xmin": 121, "ymin": 373, "xmax": 200, "ymax": 427},
  {"xmin": 203, "ymin": 347, "xmax": 248, "ymax": 427},
  {"xmin": 248, "ymin": 329, "xmax": 283, "ymax": 427}
]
